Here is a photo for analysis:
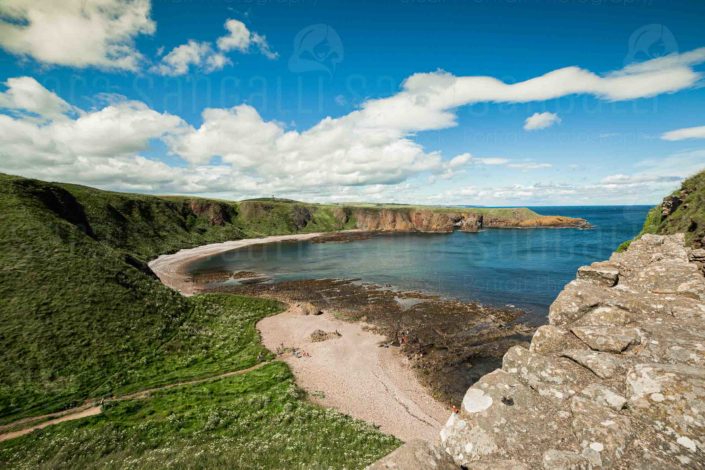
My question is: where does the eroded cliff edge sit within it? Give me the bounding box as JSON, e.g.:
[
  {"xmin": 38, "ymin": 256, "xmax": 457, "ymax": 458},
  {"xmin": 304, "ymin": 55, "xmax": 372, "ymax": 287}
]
[{"xmin": 373, "ymin": 233, "xmax": 705, "ymax": 469}]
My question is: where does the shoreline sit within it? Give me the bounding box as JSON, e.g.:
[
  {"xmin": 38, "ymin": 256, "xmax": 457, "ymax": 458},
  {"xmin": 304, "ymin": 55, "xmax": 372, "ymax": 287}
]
[
  {"xmin": 256, "ymin": 304, "xmax": 449, "ymax": 442},
  {"xmin": 149, "ymin": 230, "xmax": 455, "ymax": 442},
  {"xmin": 149, "ymin": 231, "xmax": 350, "ymax": 295}
]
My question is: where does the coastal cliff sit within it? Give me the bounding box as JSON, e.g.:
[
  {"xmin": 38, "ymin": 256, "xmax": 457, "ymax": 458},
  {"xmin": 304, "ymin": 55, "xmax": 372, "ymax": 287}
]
[
  {"xmin": 350, "ymin": 207, "xmax": 587, "ymax": 232},
  {"xmin": 374, "ymin": 233, "xmax": 705, "ymax": 469}
]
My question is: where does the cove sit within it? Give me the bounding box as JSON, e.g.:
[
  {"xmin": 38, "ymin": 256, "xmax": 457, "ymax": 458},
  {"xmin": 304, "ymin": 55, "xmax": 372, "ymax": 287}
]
[{"xmin": 187, "ymin": 206, "xmax": 651, "ymax": 322}]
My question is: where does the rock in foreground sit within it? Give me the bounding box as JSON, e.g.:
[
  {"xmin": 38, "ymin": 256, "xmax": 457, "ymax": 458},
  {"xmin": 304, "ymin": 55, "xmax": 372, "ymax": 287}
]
[{"xmin": 377, "ymin": 234, "xmax": 705, "ymax": 468}]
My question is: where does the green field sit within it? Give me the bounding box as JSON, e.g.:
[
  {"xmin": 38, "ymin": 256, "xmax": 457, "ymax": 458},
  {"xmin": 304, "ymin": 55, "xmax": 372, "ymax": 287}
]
[{"xmin": 0, "ymin": 173, "xmax": 401, "ymax": 468}]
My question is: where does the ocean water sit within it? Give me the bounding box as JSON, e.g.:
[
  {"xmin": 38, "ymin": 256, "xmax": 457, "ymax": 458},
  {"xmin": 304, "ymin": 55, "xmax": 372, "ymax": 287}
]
[{"xmin": 188, "ymin": 206, "xmax": 652, "ymax": 322}]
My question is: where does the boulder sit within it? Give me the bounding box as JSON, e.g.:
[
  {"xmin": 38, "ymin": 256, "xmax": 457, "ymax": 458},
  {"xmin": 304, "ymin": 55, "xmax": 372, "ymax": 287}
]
[
  {"xmin": 570, "ymin": 326, "xmax": 640, "ymax": 353},
  {"xmin": 577, "ymin": 262, "xmax": 619, "ymax": 287},
  {"xmin": 366, "ymin": 440, "xmax": 457, "ymax": 470}
]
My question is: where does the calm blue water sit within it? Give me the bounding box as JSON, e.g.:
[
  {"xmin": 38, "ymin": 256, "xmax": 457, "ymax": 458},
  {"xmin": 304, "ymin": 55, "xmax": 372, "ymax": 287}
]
[{"xmin": 190, "ymin": 206, "xmax": 651, "ymax": 322}]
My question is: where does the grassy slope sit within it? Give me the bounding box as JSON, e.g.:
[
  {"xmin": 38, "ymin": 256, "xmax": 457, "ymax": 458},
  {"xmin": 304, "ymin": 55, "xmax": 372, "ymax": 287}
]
[
  {"xmin": 618, "ymin": 169, "xmax": 705, "ymax": 250},
  {"xmin": 0, "ymin": 357, "xmax": 398, "ymax": 470},
  {"xmin": 2, "ymin": 172, "xmax": 546, "ymax": 422},
  {"xmin": 0, "ymin": 173, "xmax": 399, "ymax": 467}
]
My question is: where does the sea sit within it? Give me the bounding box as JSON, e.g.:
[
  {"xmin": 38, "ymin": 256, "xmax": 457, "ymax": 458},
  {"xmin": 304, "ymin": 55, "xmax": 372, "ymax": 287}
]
[{"xmin": 187, "ymin": 206, "xmax": 652, "ymax": 323}]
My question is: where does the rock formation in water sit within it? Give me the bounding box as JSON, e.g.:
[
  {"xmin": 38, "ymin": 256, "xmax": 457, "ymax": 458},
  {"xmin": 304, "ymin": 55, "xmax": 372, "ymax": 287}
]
[{"xmin": 373, "ymin": 233, "xmax": 705, "ymax": 469}]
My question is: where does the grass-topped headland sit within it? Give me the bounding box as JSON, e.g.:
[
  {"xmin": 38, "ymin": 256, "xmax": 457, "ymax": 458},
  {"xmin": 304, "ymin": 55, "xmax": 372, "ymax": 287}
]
[{"xmin": 618, "ymin": 169, "xmax": 705, "ymax": 251}]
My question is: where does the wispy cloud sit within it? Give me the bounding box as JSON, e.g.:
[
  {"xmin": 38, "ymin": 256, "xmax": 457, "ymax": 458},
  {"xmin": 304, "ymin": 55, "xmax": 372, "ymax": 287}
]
[{"xmin": 661, "ymin": 125, "xmax": 705, "ymax": 141}]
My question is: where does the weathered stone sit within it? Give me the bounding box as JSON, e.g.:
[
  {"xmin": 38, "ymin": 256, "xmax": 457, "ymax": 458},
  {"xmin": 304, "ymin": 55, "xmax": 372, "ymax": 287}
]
[
  {"xmin": 467, "ymin": 459, "xmax": 529, "ymax": 469},
  {"xmin": 573, "ymin": 305, "xmax": 633, "ymax": 327},
  {"xmin": 690, "ymin": 248, "xmax": 705, "ymax": 263},
  {"xmin": 542, "ymin": 449, "xmax": 590, "ymax": 470},
  {"xmin": 530, "ymin": 325, "xmax": 587, "ymax": 354},
  {"xmin": 570, "ymin": 396, "xmax": 633, "ymax": 468},
  {"xmin": 432, "ymin": 234, "xmax": 705, "ymax": 469},
  {"xmin": 635, "ymin": 320, "xmax": 705, "ymax": 367},
  {"xmin": 562, "ymin": 349, "xmax": 626, "ymax": 379},
  {"xmin": 440, "ymin": 370, "xmax": 572, "ymax": 467},
  {"xmin": 366, "ymin": 440, "xmax": 457, "ymax": 470},
  {"xmin": 577, "ymin": 262, "xmax": 619, "ymax": 287},
  {"xmin": 570, "ymin": 325, "xmax": 640, "ymax": 353},
  {"xmin": 548, "ymin": 279, "xmax": 669, "ymax": 327},
  {"xmin": 503, "ymin": 346, "xmax": 593, "ymax": 400},
  {"xmin": 580, "ymin": 383, "xmax": 627, "ymax": 411}
]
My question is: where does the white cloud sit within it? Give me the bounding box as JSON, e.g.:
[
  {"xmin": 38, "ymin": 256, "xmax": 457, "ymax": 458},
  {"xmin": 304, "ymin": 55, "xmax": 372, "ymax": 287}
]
[
  {"xmin": 151, "ymin": 40, "xmax": 231, "ymax": 76},
  {"xmin": 0, "ymin": 77, "xmax": 73, "ymax": 120},
  {"xmin": 152, "ymin": 19, "xmax": 276, "ymax": 76},
  {"xmin": 506, "ymin": 161, "xmax": 553, "ymax": 170},
  {"xmin": 661, "ymin": 125, "xmax": 705, "ymax": 141},
  {"xmin": 2, "ymin": 47, "xmax": 705, "ymax": 200},
  {"xmin": 217, "ymin": 19, "xmax": 251, "ymax": 52},
  {"xmin": 524, "ymin": 112, "xmax": 561, "ymax": 131},
  {"xmin": 0, "ymin": 80, "xmax": 185, "ymax": 177},
  {"xmin": 475, "ymin": 157, "xmax": 509, "ymax": 165},
  {"xmin": 447, "ymin": 153, "xmax": 471, "ymax": 168},
  {"xmin": 250, "ymin": 32, "xmax": 278, "ymax": 60},
  {"xmin": 0, "ymin": 0, "xmax": 154, "ymax": 70},
  {"xmin": 217, "ymin": 19, "xmax": 278, "ymax": 59}
]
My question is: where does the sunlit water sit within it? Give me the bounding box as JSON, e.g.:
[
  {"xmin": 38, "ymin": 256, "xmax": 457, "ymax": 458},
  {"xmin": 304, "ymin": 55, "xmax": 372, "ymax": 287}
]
[{"xmin": 188, "ymin": 206, "xmax": 651, "ymax": 322}]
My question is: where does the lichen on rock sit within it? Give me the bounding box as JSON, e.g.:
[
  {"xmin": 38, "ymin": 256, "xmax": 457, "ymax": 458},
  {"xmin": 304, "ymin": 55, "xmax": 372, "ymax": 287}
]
[{"xmin": 374, "ymin": 233, "xmax": 705, "ymax": 468}]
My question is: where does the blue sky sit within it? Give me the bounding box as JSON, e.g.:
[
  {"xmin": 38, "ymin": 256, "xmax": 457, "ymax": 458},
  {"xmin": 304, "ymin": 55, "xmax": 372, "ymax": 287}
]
[{"xmin": 1, "ymin": 0, "xmax": 705, "ymax": 205}]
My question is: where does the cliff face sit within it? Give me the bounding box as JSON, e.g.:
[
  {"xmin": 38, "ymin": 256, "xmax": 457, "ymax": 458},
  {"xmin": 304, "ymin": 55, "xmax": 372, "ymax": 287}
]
[
  {"xmin": 375, "ymin": 233, "xmax": 705, "ymax": 469},
  {"xmin": 352, "ymin": 208, "xmax": 586, "ymax": 233}
]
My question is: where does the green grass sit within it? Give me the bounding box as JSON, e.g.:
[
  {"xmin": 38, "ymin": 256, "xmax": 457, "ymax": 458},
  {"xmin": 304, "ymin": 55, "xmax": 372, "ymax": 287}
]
[
  {"xmin": 0, "ymin": 172, "xmax": 401, "ymax": 468},
  {"xmin": 617, "ymin": 169, "xmax": 705, "ymax": 251},
  {"xmin": 0, "ymin": 362, "xmax": 400, "ymax": 469}
]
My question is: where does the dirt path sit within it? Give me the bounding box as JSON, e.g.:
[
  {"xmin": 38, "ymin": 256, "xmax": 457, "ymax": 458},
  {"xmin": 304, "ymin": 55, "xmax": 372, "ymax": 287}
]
[
  {"xmin": 257, "ymin": 305, "xmax": 449, "ymax": 442},
  {"xmin": 0, "ymin": 407, "xmax": 103, "ymax": 443},
  {"xmin": 0, "ymin": 362, "xmax": 271, "ymax": 443}
]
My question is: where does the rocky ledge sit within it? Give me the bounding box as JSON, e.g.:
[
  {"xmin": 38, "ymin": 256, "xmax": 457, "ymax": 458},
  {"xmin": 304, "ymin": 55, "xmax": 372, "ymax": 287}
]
[{"xmin": 373, "ymin": 233, "xmax": 705, "ymax": 469}]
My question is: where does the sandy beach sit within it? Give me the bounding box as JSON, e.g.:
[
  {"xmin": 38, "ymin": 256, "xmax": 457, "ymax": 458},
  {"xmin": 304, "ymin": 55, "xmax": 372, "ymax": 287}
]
[
  {"xmin": 149, "ymin": 232, "xmax": 335, "ymax": 295},
  {"xmin": 149, "ymin": 232, "xmax": 450, "ymax": 442},
  {"xmin": 257, "ymin": 305, "xmax": 449, "ymax": 442}
]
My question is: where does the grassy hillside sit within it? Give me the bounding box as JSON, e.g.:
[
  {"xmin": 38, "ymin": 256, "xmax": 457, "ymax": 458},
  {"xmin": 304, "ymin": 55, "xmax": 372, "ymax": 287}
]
[
  {"xmin": 1, "ymin": 172, "xmax": 559, "ymax": 422},
  {"xmin": 619, "ymin": 169, "xmax": 705, "ymax": 250},
  {"xmin": 0, "ymin": 173, "xmax": 400, "ymax": 467}
]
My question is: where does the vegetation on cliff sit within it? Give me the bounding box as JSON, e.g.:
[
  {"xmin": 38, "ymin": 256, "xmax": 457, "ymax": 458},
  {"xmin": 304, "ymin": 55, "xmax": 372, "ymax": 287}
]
[
  {"xmin": 619, "ymin": 169, "xmax": 705, "ymax": 250},
  {"xmin": 0, "ymin": 173, "xmax": 399, "ymax": 467}
]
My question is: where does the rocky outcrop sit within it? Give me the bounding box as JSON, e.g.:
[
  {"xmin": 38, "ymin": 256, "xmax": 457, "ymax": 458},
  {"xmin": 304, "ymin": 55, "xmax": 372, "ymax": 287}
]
[
  {"xmin": 352, "ymin": 209, "xmax": 586, "ymax": 233},
  {"xmin": 440, "ymin": 233, "xmax": 705, "ymax": 468},
  {"xmin": 187, "ymin": 200, "xmax": 235, "ymax": 226},
  {"xmin": 377, "ymin": 234, "xmax": 705, "ymax": 468}
]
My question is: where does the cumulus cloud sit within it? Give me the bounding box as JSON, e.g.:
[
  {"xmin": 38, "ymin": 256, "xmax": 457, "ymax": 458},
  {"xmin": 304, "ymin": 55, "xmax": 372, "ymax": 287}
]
[
  {"xmin": 217, "ymin": 19, "xmax": 278, "ymax": 59},
  {"xmin": 0, "ymin": 77, "xmax": 74, "ymax": 120},
  {"xmin": 524, "ymin": 112, "xmax": 561, "ymax": 131},
  {"xmin": 151, "ymin": 40, "xmax": 231, "ymax": 76},
  {"xmin": 0, "ymin": 0, "xmax": 154, "ymax": 70},
  {"xmin": 152, "ymin": 19, "xmax": 277, "ymax": 76},
  {"xmin": 2, "ymin": 47, "xmax": 705, "ymax": 199},
  {"xmin": 661, "ymin": 125, "xmax": 705, "ymax": 141},
  {"xmin": 0, "ymin": 78, "xmax": 185, "ymax": 182}
]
